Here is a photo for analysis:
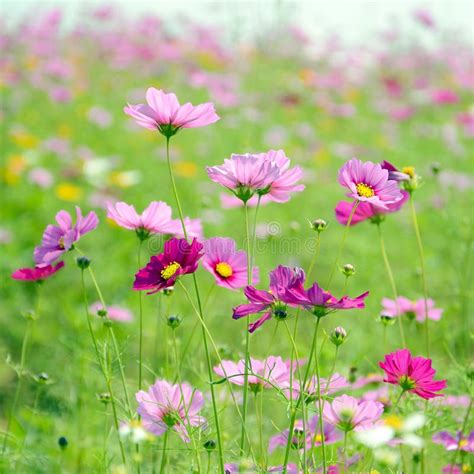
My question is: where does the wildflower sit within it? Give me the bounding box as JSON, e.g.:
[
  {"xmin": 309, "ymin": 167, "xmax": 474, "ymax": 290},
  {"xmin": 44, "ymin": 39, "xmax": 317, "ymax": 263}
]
[
  {"xmin": 34, "ymin": 207, "xmax": 99, "ymax": 266},
  {"xmin": 379, "ymin": 349, "xmax": 447, "ymax": 399},
  {"xmin": 124, "ymin": 88, "xmax": 219, "ymax": 137},
  {"xmin": 338, "ymin": 158, "xmax": 404, "ymax": 210},
  {"xmin": 322, "ymin": 394, "xmax": 384, "ymax": 432},
  {"xmin": 341, "ymin": 264, "xmax": 355, "ymax": 277},
  {"xmin": 432, "ymin": 430, "xmax": 474, "ymax": 452},
  {"xmin": 89, "ymin": 302, "xmax": 133, "ymax": 322},
  {"xmin": 11, "ymin": 261, "xmax": 65, "ymax": 281},
  {"xmin": 232, "ymin": 265, "xmax": 305, "ymax": 332},
  {"xmin": 381, "ymin": 297, "xmax": 443, "ymax": 322},
  {"xmin": 133, "ymin": 238, "xmax": 203, "ymax": 294},
  {"xmin": 311, "ymin": 218, "xmax": 328, "ymax": 232},
  {"xmin": 268, "ymin": 414, "xmax": 341, "ymax": 453},
  {"xmin": 202, "ymin": 237, "xmax": 258, "ymax": 290},
  {"xmin": 136, "ymin": 379, "xmax": 206, "ymax": 442},
  {"xmin": 119, "ymin": 420, "xmax": 150, "ymax": 444},
  {"xmin": 290, "ymin": 373, "xmax": 349, "ymax": 403},
  {"xmin": 330, "ymin": 327, "xmax": 347, "ymax": 346}
]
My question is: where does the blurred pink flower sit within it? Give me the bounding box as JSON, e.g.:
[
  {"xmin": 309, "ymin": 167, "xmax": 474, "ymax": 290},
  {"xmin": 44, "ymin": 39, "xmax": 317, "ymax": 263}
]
[
  {"xmin": 381, "ymin": 296, "xmax": 443, "ymax": 322},
  {"xmin": 28, "ymin": 168, "xmax": 53, "ymax": 188},
  {"xmin": 12, "ymin": 261, "xmax": 64, "ymax": 281},
  {"xmin": 89, "ymin": 301, "xmax": 133, "ymax": 322},
  {"xmin": 431, "ymin": 89, "xmax": 458, "ymax": 105}
]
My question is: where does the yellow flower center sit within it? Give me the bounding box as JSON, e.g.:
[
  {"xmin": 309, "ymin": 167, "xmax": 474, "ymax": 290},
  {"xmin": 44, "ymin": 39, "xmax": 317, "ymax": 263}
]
[
  {"xmin": 459, "ymin": 439, "xmax": 468, "ymax": 448},
  {"xmin": 58, "ymin": 236, "xmax": 65, "ymax": 249},
  {"xmin": 215, "ymin": 262, "xmax": 233, "ymax": 278},
  {"xmin": 402, "ymin": 166, "xmax": 416, "ymax": 178},
  {"xmin": 462, "ymin": 464, "xmax": 471, "ymax": 473},
  {"xmin": 314, "ymin": 433, "xmax": 324, "ymax": 444},
  {"xmin": 356, "ymin": 182, "xmax": 375, "ymax": 198},
  {"xmin": 161, "ymin": 262, "xmax": 181, "ymax": 280},
  {"xmin": 384, "ymin": 414, "xmax": 403, "ymax": 430}
]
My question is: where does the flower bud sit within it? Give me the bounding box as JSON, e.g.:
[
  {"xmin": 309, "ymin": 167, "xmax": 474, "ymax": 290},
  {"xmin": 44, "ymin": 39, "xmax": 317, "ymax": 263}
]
[
  {"xmin": 163, "ymin": 287, "xmax": 174, "ymax": 296},
  {"xmin": 311, "ymin": 218, "xmax": 327, "ymax": 232},
  {"xmin": 341, "ymin": 263, "xmax": 355, "ymax": 277},
  {"xmin": 430, "ymin": 162, "xmax": 441, "ymax": 175},
  {"xmin": 58, "ymin": 436, "xmax": 68, "ymax": 449},
  {"xmin": 135, "ymin": 227, "xmax": 150, "ymax": 241},
  {"xmin": 35, "ymin": 372, "xmax": 50, "ymax": 384},
  {"xmin": 76, "ymin": 256, "xmax": 91, "ymax": 269},
  {"xmin": 103, "ymin": 318, "xmax": 113, "ymax": 328},
  {"xmin": 330, "ymin": 326, "xmax": 347, "ymax": 346},
  {"xmin": 97, "ymin": 392, "xmax": 111, "ymax": 404},
  {"xmin": 380, "ymin": 314, "xmax": 396, "ymax": 326},
  {"xmin": 167, "ymin": 315, "xmax": 182, "ymax": 329},
  {"xmin": 97, "ymin": 309, "xmax": 107, "ymax": 318},
  {"xmin": 203, "ymin": 439, "xmax": 216, "ymax": 451},
  {"xmin": 22, "ymin": 309, "xmax": 36, "ymax": 321}
]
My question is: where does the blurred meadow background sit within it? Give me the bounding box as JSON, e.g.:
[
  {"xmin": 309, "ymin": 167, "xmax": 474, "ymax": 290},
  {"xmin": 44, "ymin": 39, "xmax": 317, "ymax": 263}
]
[{"xmin": 1, "ymin": 0, "xmax": 473, "ymax": 472}]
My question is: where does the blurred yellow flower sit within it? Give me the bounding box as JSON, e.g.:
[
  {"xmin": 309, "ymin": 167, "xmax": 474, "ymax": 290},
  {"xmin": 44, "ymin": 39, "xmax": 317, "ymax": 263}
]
[
  {"xmin": 174, "ymin": 161, "xmax": 198, "ymax": 178},
  {"xmin": 3, "ymin": 155, "xmax": 27, "ymax": 184},
  {"xmin": 57, "ymin": 124, "xmax": 73, "ymax": 138},
  {"xmin": 56, "ymin": 183, "xmax": 83, "ymax": 201},
  {"xmin": 110, "ymin": 170, "xmax": 141, "ymax": 188},
  {"xmin": 10, "ymin": 131, "xmax": 39, "ymax": 149},
  {"xmin": 343, "ymin": 88, "xmax": 360, "ymax": 103},
  {"xmin": 314, "ymin": 147, "xmax": 330, "ymax": 164}
]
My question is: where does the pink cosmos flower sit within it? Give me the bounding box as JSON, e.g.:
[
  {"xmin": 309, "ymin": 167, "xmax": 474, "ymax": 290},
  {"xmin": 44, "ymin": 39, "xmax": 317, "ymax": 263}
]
[
  {"xmin": 214, "ymin": 356, "xmax": 295, "ymax": 393},
  {"xmin": 106, "ymin": 201, "xmax": 202, "ymax": 240},
  {"xmin": 431, "ymin": 89, "xmax": 459, "ymax": 105},
  {"xmin": 232, "ymin": 265, "xmax": 305, "ymax": 332},
  {"xmin": 379, "ymin": 349, "xmax": 447, "ymax": 399},
  {"xmin": 338, "ymin": 159, "xmax": 403, "ymax": 210},
  {"xmin": 323, "ymin": 394, "xmax": 384, "ymax": 432},
  {"xmin": 89, "ymin": 301, "xmax": 133, "ymax": 323},
  {"xmin": 413, "ymin": 9, "xmax": 435, "ymax": 28},
  {"xmin": 351, "ymin": 373, "xmax": 384, "ymax": 389},
  {"xmin": 269, "ymin": 414, "xmax": 341, "ymax": 453},
  {"xmin": 335, "ymin": 191, "xmax": 409, "ymax": 226},
  {"xmin": 433, "ymin": 431, "xmax": 474, "ymax": 452},
  {"xmin": 11, "ymin": 261, "xmax": 65, "ymax": 281},
  {"xmin": 34, "ymin": 207, "xmax": 99, "ymax": 266},
  {"xmin": 136, "ymin": 379, "xmax": 206, "ymax": 442},
  {"xmin": 291, "ymin": 373, "xmax": 349, "ymax": 402},
  {"xmin": 381, "ymin": 297, "xmax": 443, "ymax": 322},
  {"xmin": 124, "ymin": 88, "xmax": 219, "ymax": 137},
  {"xmin": 133, "ymin": 238, "xmax": 203, "ymax": 294},
  {"xmin": 202, "ymin": 237, "xmax": 258, "ymax": 290}
]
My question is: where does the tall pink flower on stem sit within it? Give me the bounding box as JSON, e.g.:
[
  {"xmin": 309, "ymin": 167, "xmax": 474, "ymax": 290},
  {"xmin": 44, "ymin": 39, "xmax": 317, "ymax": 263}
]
[
  {"xmin": 136, "ymin": 379, "xmax": 206, "ymax": 442},
  {"xmin": 34, "ymin": 207, "xmax": 99, "ymax": 266},
  {"xmin": 202, "ymin": 237, "xmax": 258, "ymax": 290},
  {"xmin": 322, "ymin": 394, "xmax": 384, "ymax": 432},
  {"xmin": 124, "ymin": 88, "xmax": 220, "ymax": 137},
  {"xmin": 338, "ymin": 158, "xmax": 403, "ymax": 210},
  {"xmin": 11, "ymin": 261, "xmax": 65, "ymax": 281},
  {"xmin": 133, "ymin": 238, "xmax": 203, "ymax": 294},
  {"xmin": 379, "ymin": 349, "xmax": 447, "ymax": 400},
  {"xmin": 381, "ymin": 297, "xmax": 443, "ymax": 322}
]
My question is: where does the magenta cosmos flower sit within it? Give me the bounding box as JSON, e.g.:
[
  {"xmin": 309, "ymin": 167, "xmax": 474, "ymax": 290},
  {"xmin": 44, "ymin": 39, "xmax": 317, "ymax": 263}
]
[
  {"xmin": 34, "ymin": 207, "xmax": 99, "ymax": 266},
  {"xmin": 433, "ymin": 430, "xmax": 474, "ymax": 453},
  {"xmin": 338, "ymin": 158, "xmax": 403, "ymax": 210},
  {"xmin": 335, "ymin": 190, "xmax": 409, "ymax": 226},
  {"xmin": 202, "ymin": 237, "xmax": 258, "ymax": 290},
  {"xmin": 124, "ymin": 87, "xmax": 219, "ymax": 137},
  {"xmin": 133, "ymin": 238, "xmax": 203, "ymax": 294},
  {"xmin": 232, "ymin": 265, "xmax": 305, "ymax": 332},
  {"xmin": 107, "ymin": 200, "xmax": 202, "ymax": 240},
  {"xmin": 381, "ymin": 297, "xmax": 443, "ymax": 322},
  {"xmin": 323, "ymin": 394, "xmax": 384, "ymax": 432},
  {"xmin": 136, "ymin": 379, "xmax": 206, "ymax": 442},
  {"xmin": 379, "ymin": 349, "xmax": 447, "ymax": 399},
  {"xmin": 214, "ymin": 356, "xmax": 295, "ymax": 394},
  {"xmin": 269, "ymin": 414, "xmax": 341, "ymax": 453},
  {"xmin": 11, "ymin": 261, "xmax": 65, "ymax": 281}
]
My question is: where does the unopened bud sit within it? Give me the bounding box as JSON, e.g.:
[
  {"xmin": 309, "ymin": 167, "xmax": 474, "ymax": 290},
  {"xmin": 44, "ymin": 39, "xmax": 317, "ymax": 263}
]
[
  {"xmin": 163, "ymin": 287, "xmax": 174, "ymax": 296},
  {"xmin": 58, "ymin": 436, "xmax": 68, "ymax": 449},
  {"xmin": 97, "ymin": 392, "xmax": 111, "ymax": 404},
  {"xmin": 430, "ymin": 162, "xmax": 441, "ymax": 175},
  {"xmin": 380, "ymin": 314, "xmax": 396, "ymax": 326},
  {"xmin": 167, "ymin": 315, "xmax": 182, "ymax": 329},
  {"xmin": 311, "ymin": 219, "xmax": 328, "ymax": 233},
  {"xmin": 35, "ymin": 372, "xmax": 49, "ymax": 383},
  {"xmin": 76, "ymin": 256, "xmax": 91, "ymax": 269},
  {"xmin": 330, "ymin": 326, "xmax": 347, "ymax": 346},
  {"xmin": 341, "ymin": 264, "xmax": 355, "ymax": 277},
  {"xmin": 203, "ymin": 439, "xmax": 216, "ymax": 451}
]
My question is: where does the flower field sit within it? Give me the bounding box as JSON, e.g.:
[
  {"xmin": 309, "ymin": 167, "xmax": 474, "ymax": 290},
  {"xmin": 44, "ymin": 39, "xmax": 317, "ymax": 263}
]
[{"xmin": 1, "ymin": 4, "xmax": 473, "ymax": 473}]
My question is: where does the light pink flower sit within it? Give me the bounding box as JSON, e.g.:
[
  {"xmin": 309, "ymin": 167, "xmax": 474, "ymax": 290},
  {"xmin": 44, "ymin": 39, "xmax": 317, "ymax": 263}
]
[
  {"xmin": 89, "ymin": 301, "xmax": 133, "ymax": 322},
  {"xmin": 431, "ymin": 89, "xmax": 458, "ymax": 105},
  {"xmin": 381, "ymin": 297, "xmax": 443, "ymax": 322},
  {"xmin": 202, "ymin": 237, "xmax": 258, "ymax": 290}
]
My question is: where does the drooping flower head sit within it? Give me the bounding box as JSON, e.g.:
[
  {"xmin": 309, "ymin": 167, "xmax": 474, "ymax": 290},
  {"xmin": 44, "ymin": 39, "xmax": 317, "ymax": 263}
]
[
  {"xmin": 269, "ymin": 414, "xmax": 341, "ymax": 453},
  {"xmin": 379, "ymin": 349, "xmax": 447, "ymax": 399},
  {"xmin": 232, "ymin": 265, "xmax": 305, "ymax": 332},
  {"xmin": 11, "ymin": 261, "xmax": 65, "ymax": 281},
  {"xmin": 136, "ymin": 379, "xmax": 206, "ymax": 442},
  {"xmin": 106, "ymin": 200, "xmax": 202, "ymax": 240},
  {"xmin": 323, "ymin": 394, "xmax": 384, "ymax": 432},
  {"xmin": 338, "ymin": 158, "xmax": 403, "ymax": 209},
  {"xmin": 432, "ymin": 430, "xmax": 474, "ymax": 452},
  {"xmin": 124, "ymin": 88, "xmax": 220, "ymax": 137},
  {"xmin": 133, "ymin": 238, "xmax": 203, "ymax": 294},
  {"xmin": 34, "ymin": 207, "xmax": 99, "ymax": 266},
  {"xmin": 202, "ymin": 237, "xmax": 258, "ymax": 290},
  {"xmin": 381, "ymin": 297, "xmax": 443, "ymax": 322}
]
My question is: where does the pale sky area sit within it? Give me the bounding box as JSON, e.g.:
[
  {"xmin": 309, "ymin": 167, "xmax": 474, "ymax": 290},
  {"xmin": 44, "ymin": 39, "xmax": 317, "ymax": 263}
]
[{"xmin": 2, "ymin": 0, "xmax": 473, "ymax": 45}]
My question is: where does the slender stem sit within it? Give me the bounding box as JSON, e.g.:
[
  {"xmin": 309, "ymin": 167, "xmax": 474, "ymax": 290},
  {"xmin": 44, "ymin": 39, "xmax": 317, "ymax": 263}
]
[
  {"xmin": 255, "ymin": 392, "xmax": 265, "ymax": 469},
  {"xmin": 138, "ymin": 239, "xmax": 144, "ymax": 390},
  {"xmin": 449, "ymin": 399, "xmax": 472, "ymax": 474},
  {"xmin": 307, "ymin": 232, "xmax": 321, "ymax": 281},
  {"xmin": 342, "ymin": 431, "xmax": 348, "ymax": 473},
  {"xmin": 327, "ymin": 202, "xmax": 359, "ymax": 290},
  {"xmin": 393, "ymin": 390, "xmax": 405, "ymax": 410},
  {"xmin": 159, "ymin": 430, "xmax": 168, "ymax": 474},
  {"xmin": 166, "ymin": 137, "xmax": 224, "ymax": 473},
  {"xmin": 409, "ymin": 195, "xmax": 430, "ymax": 357},
  {"xmin": 376, "ymin": 223, "xmax": 406, "ymax": 347}
]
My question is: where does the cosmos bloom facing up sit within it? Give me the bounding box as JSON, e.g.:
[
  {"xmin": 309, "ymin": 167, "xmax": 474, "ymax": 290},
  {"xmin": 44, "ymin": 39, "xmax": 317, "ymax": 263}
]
[
  {"xmin": 322, "ymin": 394, "xmax": 384, "ymax": 432},
  {"xmin": 133, "ymin": 238, "xmax": 203, "ymax": 294},
  {"xmin": 136, "ymin": 379, "xmax": 206, "ymax": 442},
  {"xmin": 432, "ymin": 430, "xmax": 474, "ymax": 452},
  {"xmin": 379, "ymin": 349, "xmax": 447, "ymax": 399},
  {"xmin": 338, "ymin": 158, "xmax": 403, "ymax": 209},
  {"xmin": 232, "ymin": 265, "xmax": 305, "ymax": 332},
  {"xmin": 34, "ymin": 207, "xmax": 99, "ymax": 266},
  {"xmin": 124, "ymin": 88, "xmax": 220, "ymax": 137},
  {"xmin": 202, "ymin": 237, "xmax": 258, "ymax": 290},
  {"xmin": 381, "ymin": 297, "xmax": 443, "ymax": 322},
  {"xmin": 11, "ymin": 261, "xmax": 65, "ymax": 281}
]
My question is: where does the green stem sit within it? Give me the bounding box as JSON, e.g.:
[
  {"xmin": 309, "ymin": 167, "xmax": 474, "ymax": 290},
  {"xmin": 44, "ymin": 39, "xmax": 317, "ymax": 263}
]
[
  {"xmin": 255, "ymin": 392, "xmax": 265, "ymax": 469},
  {"xmin": 138, "ymin": 239, "xmax": 144, "ymax": 390},
  {"xmin": 159, "ymin": 430, "xmax": 168, "ymax": 474},
  {"xmin": 409, "ymin": 195, "xmax": 430, "ymax": 357},
  {"xmin": 393, "ymin": 390, "xmax": 405, "ymax": 410},
  {"xmin": 376, "ymin": 223, "xmax": 406, "ymax": 347},
  {"xmin": 342, "ymin": 431, "xmax": 348, "ymax": 473},
  {"xmin": 327, "ymin": 202, "xmax": 359, "ymax": 290},
  {"xmin": 449, "ymin": 399, "xmax": 472, "ymax": 474}
]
